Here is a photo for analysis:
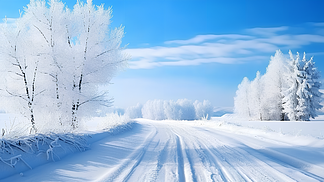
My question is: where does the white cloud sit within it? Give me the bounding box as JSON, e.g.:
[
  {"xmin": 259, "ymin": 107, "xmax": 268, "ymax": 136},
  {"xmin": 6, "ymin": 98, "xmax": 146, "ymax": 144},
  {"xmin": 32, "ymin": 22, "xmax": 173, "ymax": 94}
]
[
  {"xmin": 313, "ymin": 22, "xmax": 324, "ymax": 27},
  {"xmin": 126, "ymin": 36, "xmax": 278, "ymax": 69},
  {"xmin": 128, "ymin": 56, "xmax": 268, "ymax": 69},
  {"xmin": 165, "ymin": 34, "xmax": 253, "ymax": 45},
  {"xmin": 126, "ymin": 37, "xmax": 281, "ymax": 69},
  {"xmin": 246, "ymin": 26, "xmax": 289, "ymax": 36},
  {"xmin": 126, "ymin": 24, "xmax": 324, "ymax": 69}
]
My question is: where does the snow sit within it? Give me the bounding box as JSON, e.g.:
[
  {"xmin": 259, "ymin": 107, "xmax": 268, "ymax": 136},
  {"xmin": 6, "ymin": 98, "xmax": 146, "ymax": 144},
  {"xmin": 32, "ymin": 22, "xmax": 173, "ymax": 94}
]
[
  {"xmin": 217, "ymin": 114, "xmax": 324, "ymax": 139},
  {"xmin": 0, "ymin": 113, "xmax": 133, "ymax": 180},
  {"xmin": 1, "ymin": 116, "xmax": 324, "ymax": 181}
]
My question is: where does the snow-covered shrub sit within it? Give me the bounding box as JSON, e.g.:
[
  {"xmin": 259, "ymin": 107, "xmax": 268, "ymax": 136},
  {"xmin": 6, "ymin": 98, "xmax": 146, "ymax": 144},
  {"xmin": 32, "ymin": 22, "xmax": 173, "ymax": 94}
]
[
  {"xmin": 1, "ymin": 118, "xmax": 31, "ymax": 139},
  {"xmin": 142, "ymin": 100, "xmax": 166, "ymax": 120},
  {"xmin": 95, "ymin": 112, "xmax": 131, "ymax": 131},
  {"xmin": 164, "ymin": 100, "xmax": 182, "ymax": 120},
  {"xmin": 141, "ymin": 99, "xmax": 213, "ymax": 120},
  {"xmin": 177, "ymin": 99, "xmax": 196, "ymax": 120},
  {"xmin": 0, "ymin": 132, "xmax": 89, "ymax": 180},
  {"xmin": 194, "ymin": 100, "xmax": 213, "ymax": 120},
  {"xmin": 125, "ymin": 103, "xmax": 143, "ymax": 119}
]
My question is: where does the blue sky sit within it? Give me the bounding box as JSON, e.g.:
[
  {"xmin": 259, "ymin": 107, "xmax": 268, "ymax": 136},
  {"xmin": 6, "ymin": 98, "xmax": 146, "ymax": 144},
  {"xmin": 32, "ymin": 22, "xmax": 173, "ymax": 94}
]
[{"xmin": 1, "ymin": 0, "xmax": 324, "ymax": 109}]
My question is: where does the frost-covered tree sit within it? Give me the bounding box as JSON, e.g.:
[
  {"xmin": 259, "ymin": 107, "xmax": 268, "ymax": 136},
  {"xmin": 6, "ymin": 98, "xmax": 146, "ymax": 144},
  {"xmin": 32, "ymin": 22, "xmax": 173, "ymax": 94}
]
[
  {"xmin": 282, "ymin": 51, "xmax": 301, "ymax": 121},
  {"xmin": 0, "ymin": 17, "xmax": 43, "ymax": 133},
  {"xmin": 142, "ymin": 100, "xmax": 166, "ymax": 120},
  {"xmin": 22, "ymin": 0, "xmax": 72, "ymax": 126},
  {"xmin": 293, "ymin": 53, "xmax": 322, "ymax": 120},
  {"xmin": 303, "ymin": 57, "xmax": 323, "ymax": 119},
  {"xmin": 234, "ymin": 50, "xmax": 322, "ymax": 121},
  {"xmin": 125, "ymin": 103, "xmax": 143, "ymax": 119},
  {"xmin": 194, "ymin": 100, "xmax": 213, "ymax": 120},
  {"xmin": 68, "ymin": 0, "xmax": 127, "ymax": 129},
  {"xmin": 234, "ymin": 77, "xmax": 252, "ymax": 118},
  {"xmin": 0, "ymin": 0, "xmax": 127, "ymax": 131},
  {"xmin": 141, "ymin": 99, "xmax": 213, "ymax": 120},
  {"xmin": 249, "ymin": 71, "xmax": 264, "ymax": 120},
  {"xmin": 177, "ymin": 99, "xmax": 196, "ymax": 120},
  {"xmin": 262, "ymin": 50, "xmax": 288, "ymax": 120},
  {"xmin": 164, "ymin": 100, "xmax": 182, "ymax": 120}
]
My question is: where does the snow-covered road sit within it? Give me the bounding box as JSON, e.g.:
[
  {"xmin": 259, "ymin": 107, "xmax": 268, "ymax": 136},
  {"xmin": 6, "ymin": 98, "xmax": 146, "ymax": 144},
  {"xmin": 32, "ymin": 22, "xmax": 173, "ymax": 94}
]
[{"xmin": 3, "ymin": 119, "xmax": 324, "ymax": 181}]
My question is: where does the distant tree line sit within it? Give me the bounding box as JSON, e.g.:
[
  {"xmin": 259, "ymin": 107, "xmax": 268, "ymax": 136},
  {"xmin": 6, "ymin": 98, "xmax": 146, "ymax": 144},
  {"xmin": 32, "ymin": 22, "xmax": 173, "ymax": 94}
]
[
  {"xmin": 125, "ymin": 99, "xmax": 214, "ymax": 120},
  {"xmin": 234, "ymin": 50, "xmax": 322, "ymax": 121}
]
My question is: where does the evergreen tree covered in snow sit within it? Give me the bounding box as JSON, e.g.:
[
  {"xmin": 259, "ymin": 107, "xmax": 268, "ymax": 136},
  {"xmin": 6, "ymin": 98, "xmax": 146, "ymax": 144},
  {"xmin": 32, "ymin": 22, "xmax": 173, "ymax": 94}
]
[
  {"xmin": 290, "ymin": 52, "xmax": 323, "ymax": 120},
  {"xmin": 282, "ymin": 51, "xmax": 301, "ymax": 121},
  {"xmin": 302, "ymin": 57, "xmax": 323, "ymax": 119},
  {"xmin": 234, "ymin": 50, "xmax": 322, "ymax": 121}
]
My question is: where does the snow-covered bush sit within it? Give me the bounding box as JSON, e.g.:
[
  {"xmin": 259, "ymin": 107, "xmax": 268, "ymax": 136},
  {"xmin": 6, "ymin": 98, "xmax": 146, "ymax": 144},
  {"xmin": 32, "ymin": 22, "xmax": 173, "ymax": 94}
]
[
  {"xmin": 234, "ymin": 50, "xmax": 322, "ymax": 121},
  {"xmin": 194, "ymin": 100, "xmax": 213, "ymax": 120},
  {"xmin": 125, "ymin": 103, "xmax": 143, "ymax": 119},
  {"xmin": 0, "ymin": 132, "xmax": 90, "ymax": 180},
  {"xmin": 142, "ymin": 100, "xmax": 166, "ymax": 120},
  {"xmin": 141, "ymin": 99, "xmax": 213, "ymax": 120},
  {"xmin": 164, "ymin": 100, "xmax": 182, "ymax": 120},
  {"xmin": 95, "ymin": 113, "xmax": 131, "ymax": 131},
  {"xmin": 0, "ymin": 118, "xmax": 31, "ymax": 139},
  {"xmin": 177, "ymin": 99, "xmax": 196, "ymax": 120}
]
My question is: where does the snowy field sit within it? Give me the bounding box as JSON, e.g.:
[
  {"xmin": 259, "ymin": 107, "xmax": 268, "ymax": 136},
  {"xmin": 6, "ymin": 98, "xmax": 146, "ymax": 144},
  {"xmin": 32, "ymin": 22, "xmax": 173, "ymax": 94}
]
[
  {"xmin": 215, "ymin": 114, "xmax": 324, "ymax": 139},
  {"xmin": 0, "ymin": 0, "xmax": 323, "ymax": 181},
  {"xmin": 1, "ymin": 116, "xmax": 324, "ymax": 181}
]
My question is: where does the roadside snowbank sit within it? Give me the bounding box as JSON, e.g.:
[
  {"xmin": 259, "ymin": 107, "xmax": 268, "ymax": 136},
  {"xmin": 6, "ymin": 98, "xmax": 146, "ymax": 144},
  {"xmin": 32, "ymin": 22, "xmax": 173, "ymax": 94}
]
[
  {"xmin": 0, "ymin": 114, "xmax": 134, "ymax": 180},
  {"xmin": 208, "ymin": 115, "xmax": 324, "ymax": 142}
]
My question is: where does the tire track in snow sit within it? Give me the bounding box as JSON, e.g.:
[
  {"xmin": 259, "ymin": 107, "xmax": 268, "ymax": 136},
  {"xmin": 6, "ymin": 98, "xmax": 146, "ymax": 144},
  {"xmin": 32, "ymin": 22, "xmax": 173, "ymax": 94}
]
[
  {"xmin": 174, "ymin": 124, "xmax": 295, "ymax": 181},
  {"xmin": 197, "ymin": 143, "xmax": 243, "ymax": 181},
  {"xmin": 146, "ymin": 139, "xmax": 170, "ymax": 182},
  {"xmin": 197, "ymin": 127, "xmax": 296, "ymax": 181},
  {"xmin": 249, "ymin": 146, "xmax": 324, "ymax": 181},
  {"xmin": 216, "ymin": 129, "xmax": 324, "ymax": 181},
  {"xmin": 172, "ymin": 125, "xmax": 245, "ymax": 182},
  {"xmin": 198, "ymin": 127, "xmax": 322, "ymax": 181},
  {"xmin": 95, "ymin": 126, "xmax": 158, "ymax": 182},
  {"xmin": 175, "ymin": 135, "xmax": 185, "ymax": 182},
  {"xmin": 9, "ymin": 119, "xmax": 323, "ymax": 181}
]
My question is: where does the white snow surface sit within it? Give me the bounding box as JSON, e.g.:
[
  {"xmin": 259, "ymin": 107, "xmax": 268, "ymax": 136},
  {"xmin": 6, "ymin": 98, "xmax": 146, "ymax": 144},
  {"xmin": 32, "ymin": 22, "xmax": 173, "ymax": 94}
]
[{"xmin": 2, "ymin": 117, "xmax": 324, "ymax": 181}]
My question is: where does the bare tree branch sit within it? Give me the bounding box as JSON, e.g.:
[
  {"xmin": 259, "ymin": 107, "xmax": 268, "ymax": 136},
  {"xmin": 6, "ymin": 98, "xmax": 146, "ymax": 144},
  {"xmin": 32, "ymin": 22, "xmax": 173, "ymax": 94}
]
[
  {"xmin": 6, "ymin": 89, "xmax": 28, "ymax": 102},
  {"xmin": 34, "ymin": 25, "xmax": 49, "ymax": 44}
]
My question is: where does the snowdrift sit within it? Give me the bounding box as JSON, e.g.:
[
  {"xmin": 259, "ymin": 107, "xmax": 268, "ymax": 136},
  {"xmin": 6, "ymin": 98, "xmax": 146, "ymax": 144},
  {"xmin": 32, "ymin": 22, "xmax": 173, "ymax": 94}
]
[{"xmin": 0, "ymin": 116, "xmax": 134, "ymax": 180}]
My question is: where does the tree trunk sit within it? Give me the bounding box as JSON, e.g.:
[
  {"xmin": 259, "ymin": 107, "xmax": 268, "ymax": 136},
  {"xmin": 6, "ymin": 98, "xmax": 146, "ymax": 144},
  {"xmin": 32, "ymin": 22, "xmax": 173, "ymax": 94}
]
[{"xmin": 71, "ymin": 101, "xmax": 80, "ymax": 130}]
